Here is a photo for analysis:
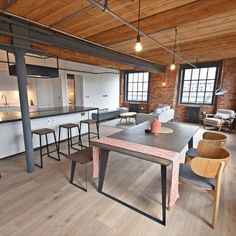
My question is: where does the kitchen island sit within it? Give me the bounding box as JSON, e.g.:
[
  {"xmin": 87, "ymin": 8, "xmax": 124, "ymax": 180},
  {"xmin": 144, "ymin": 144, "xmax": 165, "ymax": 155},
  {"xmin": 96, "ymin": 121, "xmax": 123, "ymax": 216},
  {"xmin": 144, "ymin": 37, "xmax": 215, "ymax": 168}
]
[{"xmin": 0, "ymin": 106, "xmax": 99, "ymax": 159}]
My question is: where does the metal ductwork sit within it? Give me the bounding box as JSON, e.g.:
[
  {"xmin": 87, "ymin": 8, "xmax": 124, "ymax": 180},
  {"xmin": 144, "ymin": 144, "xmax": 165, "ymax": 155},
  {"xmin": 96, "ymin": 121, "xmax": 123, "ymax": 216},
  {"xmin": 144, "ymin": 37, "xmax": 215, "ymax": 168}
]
[{"xmin": 8, "ymin": 64, "xmax": 59, "ymax": 78}]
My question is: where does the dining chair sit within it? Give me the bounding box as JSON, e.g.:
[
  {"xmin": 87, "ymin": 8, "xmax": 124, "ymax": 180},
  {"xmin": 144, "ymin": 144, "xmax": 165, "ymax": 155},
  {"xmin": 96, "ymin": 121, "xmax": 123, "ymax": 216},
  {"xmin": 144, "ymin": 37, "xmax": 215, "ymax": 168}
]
[
  {"xmin": 185, "ymin": 131, "xmax": 227, "ymax": 164},
  {"xmin": 179, "ymin": 144, "xmax": 230, "ymax": 229}
]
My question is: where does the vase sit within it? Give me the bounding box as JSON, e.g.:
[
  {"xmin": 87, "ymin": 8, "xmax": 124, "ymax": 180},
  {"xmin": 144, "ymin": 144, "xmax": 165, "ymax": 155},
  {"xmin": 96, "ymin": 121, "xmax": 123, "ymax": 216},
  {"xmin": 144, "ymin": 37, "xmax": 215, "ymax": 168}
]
[{"xmin": 151, "ymin": 118, "xmax": 161, "ymax": 135}]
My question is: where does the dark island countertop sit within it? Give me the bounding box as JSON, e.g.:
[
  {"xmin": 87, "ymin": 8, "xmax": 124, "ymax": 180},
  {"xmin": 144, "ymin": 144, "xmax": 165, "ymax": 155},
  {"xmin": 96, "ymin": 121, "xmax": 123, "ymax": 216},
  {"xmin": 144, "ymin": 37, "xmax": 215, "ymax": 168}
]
[{"xmin": 0, "ymin": 106, "xmax": 98, "ymax": 124}]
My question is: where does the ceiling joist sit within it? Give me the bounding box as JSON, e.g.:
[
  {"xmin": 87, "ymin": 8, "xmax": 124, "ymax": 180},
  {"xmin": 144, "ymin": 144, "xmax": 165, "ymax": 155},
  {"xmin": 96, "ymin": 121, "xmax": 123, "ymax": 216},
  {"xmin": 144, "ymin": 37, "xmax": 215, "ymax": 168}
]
[{"xmin": 0, "ymin": 13, "xmax": 165, "ymax": 72}]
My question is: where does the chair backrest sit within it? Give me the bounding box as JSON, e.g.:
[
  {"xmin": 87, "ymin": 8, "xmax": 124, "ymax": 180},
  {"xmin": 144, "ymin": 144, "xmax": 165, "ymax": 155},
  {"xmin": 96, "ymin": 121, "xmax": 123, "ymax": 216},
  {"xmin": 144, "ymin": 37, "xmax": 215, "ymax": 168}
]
[
  {"xmin": 216, "ymin": 109, "xmax": 235, "ymax": 119},
  {"xmin": 197, "ymin": 140, "xmax": 229, "ymax": 159},
  {"xmin": 202, "ymin": 132, "xmax": 227, "ymax": 146},
  {"xmin": 191, "ymin": 145, "xmax": 230, "ymax": 178}
]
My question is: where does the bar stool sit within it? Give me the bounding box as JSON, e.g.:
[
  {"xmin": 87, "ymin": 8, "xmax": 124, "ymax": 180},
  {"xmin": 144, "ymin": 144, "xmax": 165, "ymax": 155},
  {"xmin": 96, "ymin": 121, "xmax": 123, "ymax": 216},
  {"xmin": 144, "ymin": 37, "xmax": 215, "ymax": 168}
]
[
  {"xmin": 58, "ymin": 123, "xmax": 82, "ymax": 156},
  {"xmin": 32, "ymin": 128, "xmax": 60, "ymax": 168},
  {"xmin": 66, "ymin": 147, "xmax": 93, "ymax": 192},
  {"xmin": 80, "ymin": 119, "xmax": 99, "ymax": 147}
]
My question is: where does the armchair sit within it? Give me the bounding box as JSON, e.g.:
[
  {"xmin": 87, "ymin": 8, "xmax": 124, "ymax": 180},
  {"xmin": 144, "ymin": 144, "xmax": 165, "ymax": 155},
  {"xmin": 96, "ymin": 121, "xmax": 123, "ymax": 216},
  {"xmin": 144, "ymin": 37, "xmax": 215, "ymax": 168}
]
[{"xmin": 203, "ymin": 109, "xmax": 235, "ymax": 132}]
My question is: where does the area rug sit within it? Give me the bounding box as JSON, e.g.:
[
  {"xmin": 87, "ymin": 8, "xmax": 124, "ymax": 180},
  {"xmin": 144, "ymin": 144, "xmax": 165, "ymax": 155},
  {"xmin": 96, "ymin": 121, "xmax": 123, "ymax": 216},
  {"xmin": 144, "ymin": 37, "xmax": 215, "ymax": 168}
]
[{"xmin": 100, "ymin": 118, "xmax": 136, "ymax": 129}]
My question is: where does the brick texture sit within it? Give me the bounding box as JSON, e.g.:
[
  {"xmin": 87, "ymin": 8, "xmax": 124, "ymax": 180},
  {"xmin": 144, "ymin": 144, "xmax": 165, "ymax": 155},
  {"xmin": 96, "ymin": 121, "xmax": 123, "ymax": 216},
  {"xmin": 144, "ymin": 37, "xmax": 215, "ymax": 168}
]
[{"xmin": 120, "ymin": 58, "xmax": 236, "ymax": 122}]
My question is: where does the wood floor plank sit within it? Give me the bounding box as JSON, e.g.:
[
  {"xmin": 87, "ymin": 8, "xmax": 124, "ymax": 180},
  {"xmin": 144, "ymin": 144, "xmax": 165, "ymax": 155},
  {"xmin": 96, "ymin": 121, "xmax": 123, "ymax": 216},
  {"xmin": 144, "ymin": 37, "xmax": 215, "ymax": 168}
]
[{"xmin": 0, "ymin": 124, "xmax": 235, "ymax": 236}]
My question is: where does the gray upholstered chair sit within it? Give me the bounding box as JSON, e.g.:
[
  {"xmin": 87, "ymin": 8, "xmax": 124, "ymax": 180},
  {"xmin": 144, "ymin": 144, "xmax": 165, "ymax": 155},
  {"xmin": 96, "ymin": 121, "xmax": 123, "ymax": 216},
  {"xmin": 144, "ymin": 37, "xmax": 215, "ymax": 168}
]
[{"xmin": 203, "ymin": 109, "xmax": 235, "ymax": 132}]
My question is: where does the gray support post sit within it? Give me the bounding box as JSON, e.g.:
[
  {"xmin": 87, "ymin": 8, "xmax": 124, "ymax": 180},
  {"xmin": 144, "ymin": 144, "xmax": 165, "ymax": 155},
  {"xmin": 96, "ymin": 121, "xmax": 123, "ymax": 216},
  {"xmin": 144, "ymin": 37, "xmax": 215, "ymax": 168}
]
[{"xmin": 14, "ymin": 49, "xmax": 35, "ymax": 173}]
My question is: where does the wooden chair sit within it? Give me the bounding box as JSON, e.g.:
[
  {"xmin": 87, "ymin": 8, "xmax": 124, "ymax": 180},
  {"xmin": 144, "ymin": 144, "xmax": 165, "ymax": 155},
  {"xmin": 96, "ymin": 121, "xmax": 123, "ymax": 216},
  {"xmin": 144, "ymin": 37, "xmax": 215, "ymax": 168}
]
[
  {"xmin": 202, "ymin": 132, "xmax": 227, "ymax": 144},
  {"xmin": 180, "ymin": 144, "xmax": 230, "ymax": 229},
  {"xmin": 185, "ymin": 131, "xmax": 227, "ymax": 163}
]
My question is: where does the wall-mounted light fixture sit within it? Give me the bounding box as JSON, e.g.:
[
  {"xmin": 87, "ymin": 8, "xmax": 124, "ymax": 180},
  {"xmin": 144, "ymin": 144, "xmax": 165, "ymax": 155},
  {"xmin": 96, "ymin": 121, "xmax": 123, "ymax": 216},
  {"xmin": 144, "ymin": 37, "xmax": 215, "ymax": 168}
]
[
  {"xmin": 170, "ymin": 28, "xmax": 178, "ymax": 71},
  {"xmin": 135, "ymin": 0, "xmax": 142, "ymax": 52},
  {"xmin": 162, "ymin": 74, "xmax": 168, "ymax": 87}
]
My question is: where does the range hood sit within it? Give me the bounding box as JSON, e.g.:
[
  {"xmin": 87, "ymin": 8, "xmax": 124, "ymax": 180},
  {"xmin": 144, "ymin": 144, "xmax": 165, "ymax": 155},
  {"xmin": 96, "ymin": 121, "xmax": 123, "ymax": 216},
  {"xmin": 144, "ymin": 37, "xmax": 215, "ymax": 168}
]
[{"xmin": 9, "ymin": 64, "xmax": 59, "ymax": 78}]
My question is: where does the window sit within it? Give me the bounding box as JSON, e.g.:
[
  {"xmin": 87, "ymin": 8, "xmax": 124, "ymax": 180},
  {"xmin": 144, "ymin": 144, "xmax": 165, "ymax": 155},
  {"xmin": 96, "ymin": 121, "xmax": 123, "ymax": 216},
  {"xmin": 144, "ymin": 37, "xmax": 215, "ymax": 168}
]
[
  {"xmin": 125, "ymin": 71, "xmax": 150, "ymax": 102},
  {"xmin": 178, "ymin": 62, "xmax": 222, "ymax": 105}
]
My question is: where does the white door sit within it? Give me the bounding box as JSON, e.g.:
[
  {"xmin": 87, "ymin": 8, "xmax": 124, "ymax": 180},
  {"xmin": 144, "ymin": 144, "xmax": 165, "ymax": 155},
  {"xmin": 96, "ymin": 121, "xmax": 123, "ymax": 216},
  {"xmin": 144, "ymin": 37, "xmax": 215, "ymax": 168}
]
[{"xmin": 36, "ymin": 79, "xmax": 54, "ymax": 108}]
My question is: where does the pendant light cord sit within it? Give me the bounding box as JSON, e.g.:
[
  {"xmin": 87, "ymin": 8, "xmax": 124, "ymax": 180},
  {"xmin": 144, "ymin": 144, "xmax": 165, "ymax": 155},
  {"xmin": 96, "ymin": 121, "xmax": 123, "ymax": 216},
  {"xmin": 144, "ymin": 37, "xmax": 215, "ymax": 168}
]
[
  {"xmin": 173, "ymin": 28, "xmax": 178, "ymax": 63},
  {"xmin": 137, "ymin": 0, "xmax": 141, "ymax": 35}
]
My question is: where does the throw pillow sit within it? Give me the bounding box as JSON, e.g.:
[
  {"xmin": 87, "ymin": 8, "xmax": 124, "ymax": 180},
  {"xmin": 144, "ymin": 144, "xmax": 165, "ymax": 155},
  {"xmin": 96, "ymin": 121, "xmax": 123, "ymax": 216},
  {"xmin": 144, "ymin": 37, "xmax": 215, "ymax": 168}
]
[{"xmin": 214, "ymin": 113, "xmax": 230, "ymax": 119}]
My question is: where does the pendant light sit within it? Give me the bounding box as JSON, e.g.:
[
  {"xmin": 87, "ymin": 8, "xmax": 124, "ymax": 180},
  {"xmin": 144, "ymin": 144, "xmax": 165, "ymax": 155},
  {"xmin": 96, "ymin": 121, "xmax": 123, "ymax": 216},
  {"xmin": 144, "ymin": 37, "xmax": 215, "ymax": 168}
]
[
  {"xmin": 170, "ymin": 28, "xmax": 178, "ymax": 71},
  {"xmin": 135, "ymin": 0, "xmax": 142, "ymax": 52}
]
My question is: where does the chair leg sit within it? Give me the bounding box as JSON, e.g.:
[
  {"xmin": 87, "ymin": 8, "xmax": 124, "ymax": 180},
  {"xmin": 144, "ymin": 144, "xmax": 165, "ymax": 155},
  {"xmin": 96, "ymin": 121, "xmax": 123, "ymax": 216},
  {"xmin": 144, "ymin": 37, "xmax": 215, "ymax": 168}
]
[
  {"xmin": 78, "ymin": 126, "xmax": 82, "ymax": 148},
  {"xmin": 70, "ymin": 161, "xmax": 76, "ymax": 184},
  {"xmin": 58, "ymin": 126, "xmax": 62, "ymax": 152},
  {"xmin": 67, "ymin": 128, "xmax": 70, "ymax": 155},
  {"xmin": 96, "ymin": 121, "xmax": 100, "ymax": 139},
  {"xmin": 35, "ymin": 134, "xmax": 43, "ymax": 168},
  {"xmin": 212, "ymin": 187, "xmax": 221, "ymax": 229},
  {"xmin": 88, "ymin": 124, "xmax": 91, "ymax": 146},
  {"xmin": 53, "ymin": 131, "xmax": 60, "ymax": 161},
  {"xmin": 45, "ymin": 133, "xmax": 50, "ymax": 156},
  {"xmin": 184, "ymin": 155, "xmax": 190, "ymax": 164}
]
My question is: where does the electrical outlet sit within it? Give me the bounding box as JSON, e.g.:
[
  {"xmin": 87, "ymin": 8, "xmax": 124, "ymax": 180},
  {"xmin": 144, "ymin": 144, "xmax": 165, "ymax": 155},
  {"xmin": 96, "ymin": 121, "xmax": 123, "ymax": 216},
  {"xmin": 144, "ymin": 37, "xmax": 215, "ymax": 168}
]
[
  {"xmin": 52, "ymin": 118, "xmax": 56, "ymax": 124},
  {"xmin": 46, "ymin": 118, "xmax": 51, "ymax": 125},
  {"xmin": 81, "ymin": 112, "xmax": 85, "ymax": 116}
]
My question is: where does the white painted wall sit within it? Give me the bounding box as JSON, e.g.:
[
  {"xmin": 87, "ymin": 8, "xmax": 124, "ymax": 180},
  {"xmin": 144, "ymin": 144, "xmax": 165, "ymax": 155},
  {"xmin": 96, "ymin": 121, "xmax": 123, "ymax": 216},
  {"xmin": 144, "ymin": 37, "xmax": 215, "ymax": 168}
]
[
  {"xmin": 0, "ymin": 49, "xmax": 120, "ymax": 110},
  {"xmin": 83, "ymin": 73, "xmax": 119, "ymax": 109}
]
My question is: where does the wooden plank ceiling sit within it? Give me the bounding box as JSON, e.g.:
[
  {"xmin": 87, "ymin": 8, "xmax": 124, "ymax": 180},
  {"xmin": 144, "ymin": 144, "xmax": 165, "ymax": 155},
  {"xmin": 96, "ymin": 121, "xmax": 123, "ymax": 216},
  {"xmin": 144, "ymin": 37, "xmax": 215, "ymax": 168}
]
[{"xmin": 1, "ymin": 0, "xmax": 236, "ymax": 70}]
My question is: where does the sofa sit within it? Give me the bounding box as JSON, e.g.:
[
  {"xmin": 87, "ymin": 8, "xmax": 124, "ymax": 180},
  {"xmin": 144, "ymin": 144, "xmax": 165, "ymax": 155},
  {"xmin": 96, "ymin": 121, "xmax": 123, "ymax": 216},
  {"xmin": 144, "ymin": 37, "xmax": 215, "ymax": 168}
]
[
  {"xmin": 136, "ymin": 105, "xmax": 175, "ymax": 124},
  {"xmin": 91, "ymin": 107, "xmax": 129, "ymax": 121}
]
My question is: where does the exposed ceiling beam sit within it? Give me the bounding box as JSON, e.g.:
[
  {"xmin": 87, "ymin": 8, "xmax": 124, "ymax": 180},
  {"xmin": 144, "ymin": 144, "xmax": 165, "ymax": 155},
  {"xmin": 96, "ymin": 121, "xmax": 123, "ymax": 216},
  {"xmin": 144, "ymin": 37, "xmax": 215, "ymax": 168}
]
[
  {"xmin": 0, "ymin": 14, "xmax": 165, "ymax": 72},
  {"xmin": 50, "ymin": 4, "xmax": 95, "ymax": 27},
  {"xmin": 86, "ymin": 0, "xmax": 196, "ymax": 68},
  {"xmin": 0, "ymin": 0, "xmax": 17, "ymax": 12}
]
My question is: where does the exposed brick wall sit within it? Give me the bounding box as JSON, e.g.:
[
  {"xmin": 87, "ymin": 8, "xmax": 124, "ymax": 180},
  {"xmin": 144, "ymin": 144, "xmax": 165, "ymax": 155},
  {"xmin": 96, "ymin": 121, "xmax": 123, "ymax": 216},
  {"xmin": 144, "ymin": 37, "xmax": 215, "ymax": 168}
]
[
  {"xmin": 217, "ymin": 59, "xmax": 236, "ymax": 110},
  {"xmin": 120, "ymin": 58, "xmax": 236, "ymax": 122}
]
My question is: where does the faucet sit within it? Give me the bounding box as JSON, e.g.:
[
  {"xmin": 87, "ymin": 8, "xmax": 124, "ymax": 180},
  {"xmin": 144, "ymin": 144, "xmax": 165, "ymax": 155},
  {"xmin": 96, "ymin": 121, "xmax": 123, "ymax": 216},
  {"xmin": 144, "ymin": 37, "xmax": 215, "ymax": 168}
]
[{"xmin": 2, "ymin": 95, "xmax": 9, "ymax": 105}]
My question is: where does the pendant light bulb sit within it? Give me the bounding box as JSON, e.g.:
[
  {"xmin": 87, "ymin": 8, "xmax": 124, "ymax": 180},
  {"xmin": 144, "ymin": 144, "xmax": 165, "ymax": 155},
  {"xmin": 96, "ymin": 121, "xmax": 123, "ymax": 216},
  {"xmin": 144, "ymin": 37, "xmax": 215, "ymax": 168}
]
[
  {"xmin": 135, "ymin": 34, "xmax": 142, "ymax": 52},
  {"xmin": 170, "ymin": 63, "xmax": 176, "ymax": 71}
]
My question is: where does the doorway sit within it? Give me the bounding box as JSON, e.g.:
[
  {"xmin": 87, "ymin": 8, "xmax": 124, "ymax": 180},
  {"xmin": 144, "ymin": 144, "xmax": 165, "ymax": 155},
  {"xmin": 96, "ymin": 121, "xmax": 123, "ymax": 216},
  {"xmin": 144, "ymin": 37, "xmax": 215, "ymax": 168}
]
[{"xmin": 67, "ymin": 74, "xmax": 75, "ymax": 105}]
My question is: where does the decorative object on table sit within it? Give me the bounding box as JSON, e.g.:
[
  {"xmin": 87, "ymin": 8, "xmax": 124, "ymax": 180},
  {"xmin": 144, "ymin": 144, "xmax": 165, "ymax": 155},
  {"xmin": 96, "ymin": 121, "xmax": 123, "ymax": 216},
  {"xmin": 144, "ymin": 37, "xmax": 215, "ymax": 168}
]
[
  {"xmin": 145, "ymin": 126, "xmax": 173, "ymax": 134},
  {"xmin": 203, "ymin": 109, "xmax": 235, "ymax": 132},
  {"xmin": 179, "ymin": 143, "xmax": 230, "ymax": 229},
  {"xmin": 160, "ymin": 127, "xmax": 173, "ymax": 134},
  {"xmin": 151, "ymin": 118, "xmax": 161, "ymax": 135}
]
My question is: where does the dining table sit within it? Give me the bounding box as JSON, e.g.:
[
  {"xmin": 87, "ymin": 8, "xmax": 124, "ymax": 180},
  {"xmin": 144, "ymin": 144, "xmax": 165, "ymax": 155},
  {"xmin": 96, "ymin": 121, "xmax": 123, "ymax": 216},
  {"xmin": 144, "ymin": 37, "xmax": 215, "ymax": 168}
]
[{"xmin": 91, "ymin": 121, "xmax": 199, "ymax": 225}]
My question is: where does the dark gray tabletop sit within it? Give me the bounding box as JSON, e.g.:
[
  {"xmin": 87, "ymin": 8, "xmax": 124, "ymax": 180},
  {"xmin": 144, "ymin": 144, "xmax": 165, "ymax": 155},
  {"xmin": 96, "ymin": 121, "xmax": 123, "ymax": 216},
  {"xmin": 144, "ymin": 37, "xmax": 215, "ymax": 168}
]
[
  {"xmin": 92, "ymin": 121, "xmax": 199, "ymax": 165},
  {"xmin": 109, "ymin": 121, "xmax": 199, "ymax": 153}
]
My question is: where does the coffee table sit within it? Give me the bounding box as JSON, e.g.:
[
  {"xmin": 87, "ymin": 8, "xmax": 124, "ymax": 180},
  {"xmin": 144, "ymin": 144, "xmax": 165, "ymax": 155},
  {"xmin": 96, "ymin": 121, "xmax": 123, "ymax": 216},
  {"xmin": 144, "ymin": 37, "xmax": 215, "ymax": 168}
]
[{"xmin": 120, "ymin": 112, "xmax": 136, "ymax": 123}]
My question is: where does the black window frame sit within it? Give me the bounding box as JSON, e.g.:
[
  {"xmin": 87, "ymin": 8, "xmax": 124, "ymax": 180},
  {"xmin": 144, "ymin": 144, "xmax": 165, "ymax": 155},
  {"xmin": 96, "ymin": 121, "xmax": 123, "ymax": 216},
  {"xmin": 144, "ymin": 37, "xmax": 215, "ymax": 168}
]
[
  {"xmin": 125, "ymin": 71, "xmax": 150, "ymax": 102},
  {"xmin": 178, "ymin": 61, "xmax": 222, "ymax": 106}
]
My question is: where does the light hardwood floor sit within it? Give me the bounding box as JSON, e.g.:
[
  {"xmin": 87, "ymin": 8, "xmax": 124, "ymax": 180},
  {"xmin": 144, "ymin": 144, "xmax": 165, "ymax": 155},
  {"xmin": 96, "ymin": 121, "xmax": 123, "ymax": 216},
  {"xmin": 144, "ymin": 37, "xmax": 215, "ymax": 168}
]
[{"xmin": 0, "ymin": 124, "xmax": 235, "ymax": 236}]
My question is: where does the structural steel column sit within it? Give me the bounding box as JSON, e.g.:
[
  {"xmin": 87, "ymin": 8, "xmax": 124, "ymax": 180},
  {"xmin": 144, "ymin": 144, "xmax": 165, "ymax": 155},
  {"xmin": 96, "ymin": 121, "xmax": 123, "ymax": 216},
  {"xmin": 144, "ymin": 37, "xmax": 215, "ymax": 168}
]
[{"xmin": 14, "ymin": 49, "xmax": 35, "ymax": 173}]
